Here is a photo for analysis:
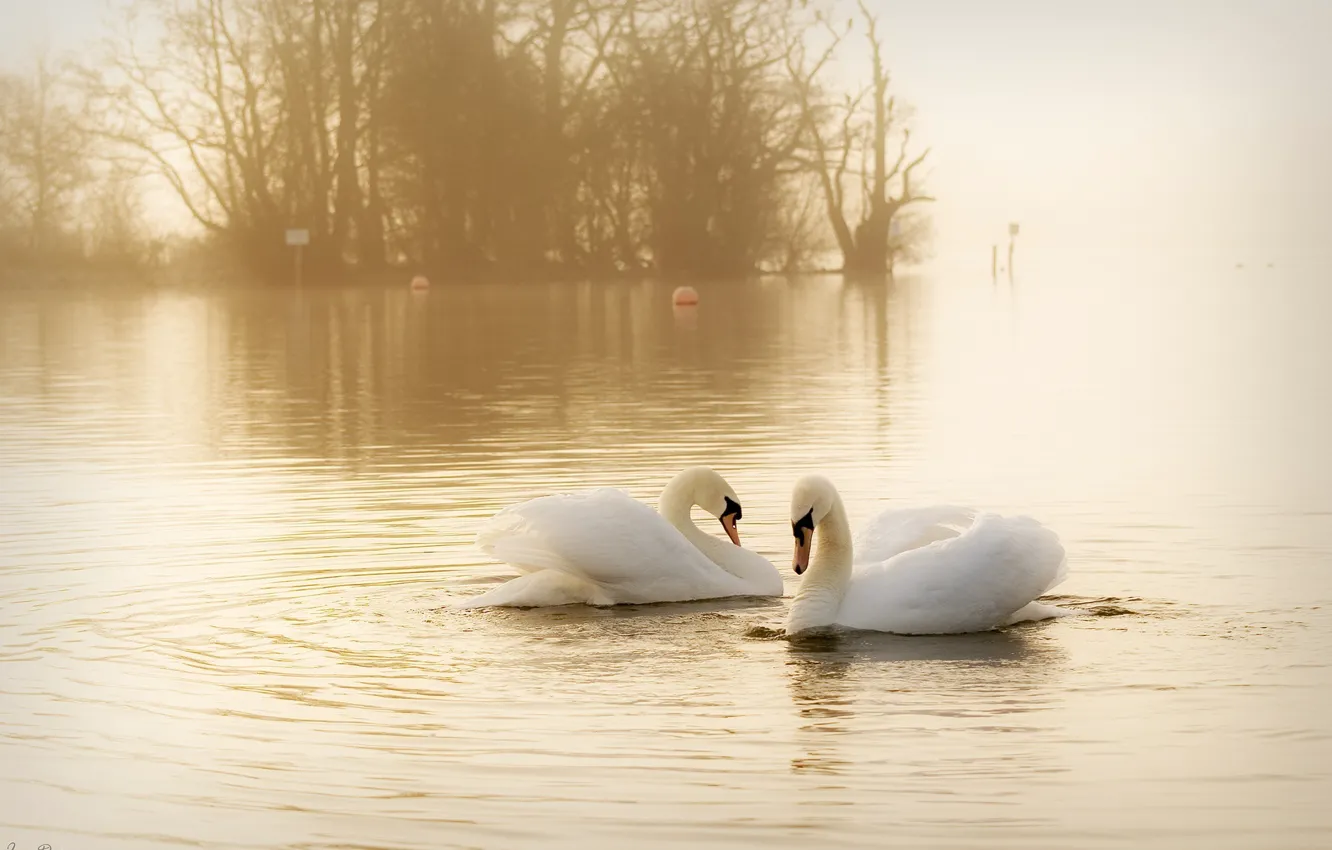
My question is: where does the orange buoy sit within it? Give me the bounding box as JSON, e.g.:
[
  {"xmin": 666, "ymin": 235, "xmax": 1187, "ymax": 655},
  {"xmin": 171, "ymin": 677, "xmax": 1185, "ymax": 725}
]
[
  {"xmin": 410, "ymin": 275, "xmax": 430, "ymax": 290},
  {"xmin": 671, "ymin": 285, "xmax": 699, "ymax": 306}
]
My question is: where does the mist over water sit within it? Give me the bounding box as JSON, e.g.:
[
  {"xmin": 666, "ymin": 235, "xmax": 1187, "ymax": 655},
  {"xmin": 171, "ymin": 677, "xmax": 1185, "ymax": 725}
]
[{"xmin": 1, "ymin": 265, "xmax": 1329, "ymax": 849}]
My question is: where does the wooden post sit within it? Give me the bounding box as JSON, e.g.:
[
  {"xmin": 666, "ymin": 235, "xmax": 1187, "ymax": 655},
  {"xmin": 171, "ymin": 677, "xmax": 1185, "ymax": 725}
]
[
  {"xmin": 991, "ymin": 245, "xmax": 998, "ymax": 282},
  {"xmin": 1007, "ymin": 222, "xmax": 1019, "ymax": 284},
  {"xmin": 286, "ymin": 228, "xmax": 310, "ymax": 287}
]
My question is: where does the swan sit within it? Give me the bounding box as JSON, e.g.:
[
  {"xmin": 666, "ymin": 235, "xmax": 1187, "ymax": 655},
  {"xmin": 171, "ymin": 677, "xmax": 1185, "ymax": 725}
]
[
  {"xmin": 785, "ymin": 474, "xmax": 1071, "ymax": 637},
  {"xmin": 457, "ymin": 466, "xmax": 784, "ymax": 608}
]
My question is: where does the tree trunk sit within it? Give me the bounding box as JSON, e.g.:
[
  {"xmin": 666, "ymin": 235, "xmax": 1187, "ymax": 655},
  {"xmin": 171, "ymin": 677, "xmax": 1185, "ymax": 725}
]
[
  {"xmin": 357, "ymin": 0, "xmax": 387, "ymax": 271},
  {"xmin": 329, "ymin": 0, "xmax": 361, "ymax": 266}
]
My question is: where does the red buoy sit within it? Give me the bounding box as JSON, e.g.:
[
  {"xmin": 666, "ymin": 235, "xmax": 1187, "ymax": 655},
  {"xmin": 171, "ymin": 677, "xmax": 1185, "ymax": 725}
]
[{"xmin": 671, "ymin": 285, "xmax": 699, "ymax": 306}]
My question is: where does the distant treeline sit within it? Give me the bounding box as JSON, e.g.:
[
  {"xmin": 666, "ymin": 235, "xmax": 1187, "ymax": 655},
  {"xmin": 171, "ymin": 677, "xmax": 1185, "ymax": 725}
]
[{"xmin": 0, "ymin": 0, "xmax": 933, "ymax": 283}]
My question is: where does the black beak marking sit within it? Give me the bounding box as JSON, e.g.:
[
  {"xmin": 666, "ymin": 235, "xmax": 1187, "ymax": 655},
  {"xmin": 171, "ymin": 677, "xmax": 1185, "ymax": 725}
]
[
  {"xmin": 723, "ymin": 496, "xmax": 742, "ymax": 521},
  {"xmin": 792, "ymin": 509, "xmax": 814, "ymax": 576},
  {"xmin": 792, "ymin": 509, "xmax": 814, "ymax": 539}
]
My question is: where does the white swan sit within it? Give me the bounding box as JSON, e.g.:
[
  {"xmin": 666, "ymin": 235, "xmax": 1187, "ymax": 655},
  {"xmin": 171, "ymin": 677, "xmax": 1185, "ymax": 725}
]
[
  {"xmin": 785, "ymin": 474, "xmax": 1071, "ymax": 636},
  {"xmin": 458, "ymin": 466, "xmax": 784, "ymax": 608}
]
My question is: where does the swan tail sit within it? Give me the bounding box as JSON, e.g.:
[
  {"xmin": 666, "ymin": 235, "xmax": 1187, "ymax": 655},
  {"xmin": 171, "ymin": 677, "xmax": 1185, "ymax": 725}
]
[
  {"xmin": 455, "ymin": 570, "xmax": 612, "ymax": 609},
  {"xmin": 995, "ymin": 514, "xmax": 1069, "ymax": 604},
  {"xmin": 1004, "ymin": 600, "xmax": 1080, "ymax": 625}
]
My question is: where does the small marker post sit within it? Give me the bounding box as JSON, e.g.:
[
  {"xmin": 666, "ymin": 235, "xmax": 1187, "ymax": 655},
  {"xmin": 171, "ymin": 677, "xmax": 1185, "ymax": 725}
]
[
  {"xmin": 1007, "ymin": 222, "xmax": 1019, "ymax": 283},
  {"xmin": 286, "ymin": 228, "xmax": 310, "ymax": 287}
]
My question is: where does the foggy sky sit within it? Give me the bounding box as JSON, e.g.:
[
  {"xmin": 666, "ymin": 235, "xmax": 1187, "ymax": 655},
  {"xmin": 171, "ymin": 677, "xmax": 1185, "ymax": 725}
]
[{"xmin": 3, "ymin": 0, "xmax": 1327, "ymax": 272}]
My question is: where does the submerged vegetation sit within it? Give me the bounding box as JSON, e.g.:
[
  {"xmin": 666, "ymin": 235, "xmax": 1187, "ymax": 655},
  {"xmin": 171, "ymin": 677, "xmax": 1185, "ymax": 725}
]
[{"xmin": 0, "ymin": 0, "xmax": 934, "ymax": 283}]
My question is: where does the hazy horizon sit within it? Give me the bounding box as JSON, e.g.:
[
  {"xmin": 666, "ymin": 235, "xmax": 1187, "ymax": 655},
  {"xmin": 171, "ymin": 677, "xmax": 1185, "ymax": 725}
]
[{"xmin": 3, "ymin": 0, "xmax": 1328, "ymax": 274}]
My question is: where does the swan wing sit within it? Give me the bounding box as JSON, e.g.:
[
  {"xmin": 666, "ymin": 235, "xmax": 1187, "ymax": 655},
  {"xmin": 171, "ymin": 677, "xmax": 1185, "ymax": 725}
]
[
  {"xmin": 837, "ymin": 512, "xmax": 1068, "ymax": 635},
  {"xmin": 852, "ymin": 504, "xmax": 977, "ymax": 565},
  {"xmin": 473, "ymin": 487, "xmax": 748, "ymax": 604}
]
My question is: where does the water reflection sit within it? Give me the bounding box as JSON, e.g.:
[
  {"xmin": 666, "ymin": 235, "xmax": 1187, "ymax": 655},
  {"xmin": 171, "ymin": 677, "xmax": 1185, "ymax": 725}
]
[
  {"xmin": 786, "ymin": 650, "xmax": 856, "ymax": 776},
  {"xmin": 783, "ymin": 628, "xmax": 1070, "ymax": 778},
  {"xmin": 671, "ymin": 302, "xmax": 698, "ymax": 329},
  {"xmin": 3, "ymin": 280, "xmax": 915, "ymax": 483},
  {"xmin": 2, "ymin": 270, "xmax": 1331, "ymax": 850}
]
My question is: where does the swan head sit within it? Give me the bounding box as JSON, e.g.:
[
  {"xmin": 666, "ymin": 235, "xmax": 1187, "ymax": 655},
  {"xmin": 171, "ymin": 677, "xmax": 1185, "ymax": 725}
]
[
  {"xmin": 789, "ymin": 474, "xmax": 839, "ymax": 575},
  {"xmin": 664, "ymin": 466, "xmax": 745, "ymax": 546}
]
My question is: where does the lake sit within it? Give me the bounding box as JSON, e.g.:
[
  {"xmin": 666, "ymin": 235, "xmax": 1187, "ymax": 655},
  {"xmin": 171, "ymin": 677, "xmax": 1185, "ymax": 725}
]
[{"xmin": 1, "ymin": 265, "xmax": 1330, "ymax": 849}]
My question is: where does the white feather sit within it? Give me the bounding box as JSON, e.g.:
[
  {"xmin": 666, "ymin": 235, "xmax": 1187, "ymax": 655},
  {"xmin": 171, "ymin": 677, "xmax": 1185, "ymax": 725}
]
[
  {"xmin": 459, "ymin": 474, "xmax": 782, "ymax": 608},
  {"xmin": 787, "ymin": 476, "xmax": 1073, "ymax": 636}
]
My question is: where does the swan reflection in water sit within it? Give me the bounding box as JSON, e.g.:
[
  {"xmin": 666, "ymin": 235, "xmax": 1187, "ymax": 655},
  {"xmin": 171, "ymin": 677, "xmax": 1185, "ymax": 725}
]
[{"xmin": 783, "ymin": 626, "xmax": 1071, "ymax": 778}]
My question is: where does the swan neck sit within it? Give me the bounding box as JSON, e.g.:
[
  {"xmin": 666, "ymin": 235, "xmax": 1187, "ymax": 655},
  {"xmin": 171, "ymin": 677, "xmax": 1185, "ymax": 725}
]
[
  {"xmin": 658, "ymin": 476, "xmax": 773, "ymax": 590},
  {"xmin": 657, "ymin": 477, "xmax": 696, "ymax": 527},
  {"xmin": 787, "ymin": 495, "xmax": 854, "ymax": 634},
  {"xmin": 658, "ymin": 477, "xmax": 721, "ymax": 555}
]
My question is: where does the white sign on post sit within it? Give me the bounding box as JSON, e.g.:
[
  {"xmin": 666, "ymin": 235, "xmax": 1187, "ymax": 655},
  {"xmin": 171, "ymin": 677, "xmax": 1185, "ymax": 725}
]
[{"xmin": 1008, "ymin": 222, "xmax": 1020, "ymax": 237}]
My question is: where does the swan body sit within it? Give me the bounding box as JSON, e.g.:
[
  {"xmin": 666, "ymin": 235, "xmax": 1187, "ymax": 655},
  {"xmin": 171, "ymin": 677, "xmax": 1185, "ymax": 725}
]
[
  {"xmin": 459, "ymin": 467, "xmax": 783, "ymax": 608},
  {"xmin": 786, "ymin": 475, "xmax": 1070, "ymax": 636}
]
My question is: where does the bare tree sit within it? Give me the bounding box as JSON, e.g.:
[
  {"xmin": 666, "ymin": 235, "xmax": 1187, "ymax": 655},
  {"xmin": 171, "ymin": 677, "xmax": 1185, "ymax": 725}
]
[
  {"xmin": 83, "ymin": 0, "xmax": 349, "ymax": 273},
  {"xmin": 613, "ymin": 0, "xmax": 804, "ymax": 277},
  {"xmin": 0, "ymin": 75, "xmax": 25, "ymax": 242},
  {"xmin": 84, "ymin": 161, "xmax": 153, "ymax": 266},
  {"xmin": 770, "ymin": 172, "xmax": 835, "ymax": 273},
  {"xmin": 0, "ymin": 56, "xmax": 89, "ymax": 255},
  {"xmin": 788, "ymin": 1, "xmax": 932, "ymax": 276},
  {"xmin": 356, "ymin": 0, "xmax": 389, "ymax": 269},
  {"xmin": 90, "ymin": 2, "xmax": 271, "ymax": 239},
  {"xmin": 57, "ymin": 0, "xmax": 929, "ymax": 282},
  {"xmin": 512, "ymin": 0, "xmax": 637, "ymax": 269}
]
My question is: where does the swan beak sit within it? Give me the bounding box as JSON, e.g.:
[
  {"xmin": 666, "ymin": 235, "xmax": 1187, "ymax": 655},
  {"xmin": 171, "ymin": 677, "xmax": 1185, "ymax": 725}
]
[
  {"xmin": 719, "ymin": 513, "xmax": 742, "ymax": 546},
  {"xmin": 793, "ymin": 528, "xmax": 811, "ymax": 575}
]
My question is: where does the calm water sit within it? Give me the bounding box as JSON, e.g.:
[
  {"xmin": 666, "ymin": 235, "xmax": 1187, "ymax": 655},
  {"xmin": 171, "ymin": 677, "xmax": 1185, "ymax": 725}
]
[{"xmin": 1, "ymin": 267, "xmax": 1330, "ymax": 849}]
